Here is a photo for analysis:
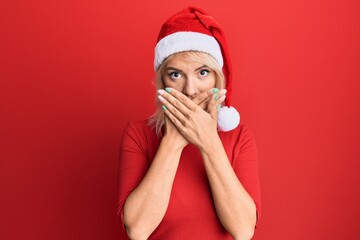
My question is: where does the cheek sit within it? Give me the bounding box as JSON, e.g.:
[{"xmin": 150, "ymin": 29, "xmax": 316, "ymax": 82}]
[
  {"xmin": 163, "ymin": 78, "xmax": 184, "ymax": 92},
  {"xmin": 215, "ymin": 78, "xmax": 222, "ymax": 89},
  {"xmin": 199, "ymin": 75, "xmax": 217, "ymax": 90}
]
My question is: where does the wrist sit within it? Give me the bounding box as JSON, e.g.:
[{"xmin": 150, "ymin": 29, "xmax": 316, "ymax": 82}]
[
  {"xmin": 198, "ymin": 133, "xmax": 222, "ymax": 154},
  {"xmin": 161, "ymin": 134, "xmax": 187, "ymax": 152}
]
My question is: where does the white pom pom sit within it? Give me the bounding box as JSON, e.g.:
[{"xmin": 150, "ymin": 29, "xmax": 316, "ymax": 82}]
[{"xmin": 217, "ymin": 106, "xmax": 240, "ymax": 132}]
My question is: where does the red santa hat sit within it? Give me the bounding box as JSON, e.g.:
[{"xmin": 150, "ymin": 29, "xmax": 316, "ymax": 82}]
[{"xmin": 154, "ymin": 6, "xmax": 240, "ymax": 132}]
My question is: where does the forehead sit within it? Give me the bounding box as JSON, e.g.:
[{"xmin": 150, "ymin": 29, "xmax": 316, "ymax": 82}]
[{"xmin": 165, "ymin": 52, "xmax": 208, "ymax": 70}]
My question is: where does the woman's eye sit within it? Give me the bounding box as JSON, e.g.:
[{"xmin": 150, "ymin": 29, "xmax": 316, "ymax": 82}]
[
  {"xmin": 199, "ymin": 69, "xmax": 210, "ymax": 77},
  {"xmin": 169, "ymin": 72, "xmax": 182, "ymax": 79}
]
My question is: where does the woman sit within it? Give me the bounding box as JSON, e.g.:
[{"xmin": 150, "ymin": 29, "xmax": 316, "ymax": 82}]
[{"xmin": 118, "ymin": 6, "xmax": 261, "ymax": 240}]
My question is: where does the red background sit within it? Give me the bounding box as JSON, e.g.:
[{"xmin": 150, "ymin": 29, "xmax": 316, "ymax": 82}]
[{"xmin": 1, "ymin": 0, "xmax": 359, "ymax": 239}]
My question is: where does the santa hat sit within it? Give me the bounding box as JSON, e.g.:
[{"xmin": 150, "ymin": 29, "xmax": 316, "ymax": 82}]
[{"xmin": 154, "ymin": 6, "xmax": 240, "ymax": 132}]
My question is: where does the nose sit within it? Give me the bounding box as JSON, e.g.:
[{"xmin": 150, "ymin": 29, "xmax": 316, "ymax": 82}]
[{"xmin": 183, "ymin": 76, "xmax": 198, "ymax": 99}]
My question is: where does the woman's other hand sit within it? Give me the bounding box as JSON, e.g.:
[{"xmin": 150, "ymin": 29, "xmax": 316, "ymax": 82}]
[{"xmin": 158, "ymin": 87, "xmax": 226, "ymax": 151}]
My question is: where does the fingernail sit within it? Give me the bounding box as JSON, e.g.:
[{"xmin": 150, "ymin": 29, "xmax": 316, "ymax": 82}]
[
  {"xmin": 220, "ymin": 89, "xmax": 227, "ymax": 95},
  {"xmin": 217, "ymin": 104, "xmax": 221, "ymax": 110},
  {"xmin": 212, "ymin": 88, "xmax": 219, "ymax": 93},
  {"xmin": 158, "ymin": 95, "xmax": 164, "ymax": 102},
  {"xmin": 219, "ymin": 95, "xmax": 226, "ymax": 102},
  {"xmin": 165, "ymin": 87, "xmax": 171, "ymax": 93},
  {"xmin": 214, "ymin": 94, "xmax": 219, "ymax": 100},
  {"xmin": 158, "ymin": 89, "xmax": 165, "ymax": 95},
  {"xmin": 162, "ymin": 105, "xmax": 167, "ymax": 111}
]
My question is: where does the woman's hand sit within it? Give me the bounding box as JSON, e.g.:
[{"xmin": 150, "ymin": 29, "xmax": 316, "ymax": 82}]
[
  {"xmin": 158, "ymin": 87, "xmax": 226, "ymax": 151},
  {"xmin": 163, "ymin": 115, "xmax": 189, "ymax": 150}
]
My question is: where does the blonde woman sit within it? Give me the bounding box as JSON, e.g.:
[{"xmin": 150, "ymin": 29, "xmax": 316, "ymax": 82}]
[{"xmin": 118, "ymin": 6, "xmax": 261, "ymax": 240}]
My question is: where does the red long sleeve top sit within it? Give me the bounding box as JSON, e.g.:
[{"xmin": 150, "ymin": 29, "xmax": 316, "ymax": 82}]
[{"xmin": 117, "ymin": 120, "xmax": 261, "ymax": 239}]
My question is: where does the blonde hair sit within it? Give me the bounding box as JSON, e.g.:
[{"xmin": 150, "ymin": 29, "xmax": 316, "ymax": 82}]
[{"xmin": 148, "ymin": 51, "xmax": 225, "ymax": 137}]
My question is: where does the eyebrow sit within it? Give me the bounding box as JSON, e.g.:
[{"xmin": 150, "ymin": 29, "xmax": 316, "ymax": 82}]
[
  {"xmin": 195, "ymin": 65, "xmax": 208, "ymax": 71},
  {"xmin": 165, "ymin": 67, "xmax": 182, "ymax": 72},
  {"xmin": 165, "ymin": 65, "xmax": 208, "ymax": 72}
]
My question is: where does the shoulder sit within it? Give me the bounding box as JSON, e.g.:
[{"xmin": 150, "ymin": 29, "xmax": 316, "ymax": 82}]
[
  {"xmin": 219, "ymin": 124, "xmax": 256, "ymax": 145},
  {"xmin": 123, "ymin": 119, "xmax": 155, "ymax": 137},
  {"xmin": 219, "ymin": 124, "xmax": 257, "ymax": 159},
  {"xmin": 121, "ymin": 119, "xmax": 159, "ymax": 149}
]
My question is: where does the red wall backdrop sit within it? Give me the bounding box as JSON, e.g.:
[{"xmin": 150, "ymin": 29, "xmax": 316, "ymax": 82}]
[{"xmin": 1, "ymin": 0, "xmax": 359, "ymax": 239}]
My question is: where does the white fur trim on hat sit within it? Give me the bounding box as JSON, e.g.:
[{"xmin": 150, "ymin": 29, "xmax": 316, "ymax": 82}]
[
  {"xmin": 154, "ymin": 31, "xmax": 223, "ymax": 70},
  {"xmin": 217, "ymin": 106, "xmax": 240, "ymax": 132}
]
